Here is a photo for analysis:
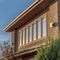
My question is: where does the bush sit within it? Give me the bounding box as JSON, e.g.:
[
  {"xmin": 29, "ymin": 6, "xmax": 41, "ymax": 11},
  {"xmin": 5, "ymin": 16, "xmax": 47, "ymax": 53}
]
[{"xmin": 34, "ymin": 36, "xmax": 60, "ymax": 60}]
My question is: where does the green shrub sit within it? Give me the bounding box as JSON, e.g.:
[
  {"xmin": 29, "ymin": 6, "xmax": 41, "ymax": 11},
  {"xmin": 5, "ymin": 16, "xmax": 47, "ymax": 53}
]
[{"xmin": 34, "ymin": 36, "xmax": 60, "ymax": 60}]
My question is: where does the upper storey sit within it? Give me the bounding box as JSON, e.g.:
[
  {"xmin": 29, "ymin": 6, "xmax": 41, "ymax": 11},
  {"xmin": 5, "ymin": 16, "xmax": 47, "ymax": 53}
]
[{"xmin": 4, "ymin": 0, "xmax": 53, "ymax": 32}]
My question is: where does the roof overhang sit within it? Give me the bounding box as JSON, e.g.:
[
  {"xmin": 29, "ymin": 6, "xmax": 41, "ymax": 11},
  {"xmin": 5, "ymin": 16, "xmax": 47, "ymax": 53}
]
[{"xmin": 4, "ymin": 0, "xmax": 53, "ymax": 32}]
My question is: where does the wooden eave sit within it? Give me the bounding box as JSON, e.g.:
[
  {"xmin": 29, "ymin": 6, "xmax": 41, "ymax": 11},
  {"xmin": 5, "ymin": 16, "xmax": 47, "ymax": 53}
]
[{"xmin": 4, "ymin": 0, "xmax": 53, "ymax": 32}]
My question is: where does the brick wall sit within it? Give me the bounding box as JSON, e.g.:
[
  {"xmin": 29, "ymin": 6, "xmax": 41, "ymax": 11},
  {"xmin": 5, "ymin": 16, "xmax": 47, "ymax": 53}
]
[{"xmin": 47, "ymin": 0, "xmax": 58, "ymax": 39}]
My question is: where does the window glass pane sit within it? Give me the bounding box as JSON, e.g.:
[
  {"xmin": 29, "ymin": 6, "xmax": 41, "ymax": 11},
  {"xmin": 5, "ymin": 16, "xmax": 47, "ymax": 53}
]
[
  {"xmin": 26, "ymin": 28, "xmax": 28, "ymax": 43},
  {"xmin": 38, "ymin": 21, "xmax": 41, "ymax": 39},
  {"xmin": 29, "ymin": 26, "xmax": 32, "ymax": 42},
  {"xmin": 42, "ymin": 18, "xmax": 46, "ymax": 36},
  {"xmin": 33, "ymin": 23, "xmax": 36, "ymax": 40},
  {"xmin": 23, "ymin": 29, "xmax": 25, "ymax": 45},
  {"xmin": 19, "ymin": 32, "xmax": 21, "ymax": 46},
  {"xmin": 20, "ymin": 31, "xmax": 22, "ymax": 46}
]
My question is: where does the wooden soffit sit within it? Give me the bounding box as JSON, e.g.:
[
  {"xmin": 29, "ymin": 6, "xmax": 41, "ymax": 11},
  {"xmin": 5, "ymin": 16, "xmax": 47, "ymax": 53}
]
[{"xmin": 4, "ymin": 0, "xmax": 53, "ymax": 32}]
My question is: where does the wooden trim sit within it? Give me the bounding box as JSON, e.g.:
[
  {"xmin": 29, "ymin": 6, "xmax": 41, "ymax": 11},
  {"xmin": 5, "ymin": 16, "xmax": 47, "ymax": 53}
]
[{"xmin": 4, "ymin": 0, "xmax": 53, "ymax": 32}]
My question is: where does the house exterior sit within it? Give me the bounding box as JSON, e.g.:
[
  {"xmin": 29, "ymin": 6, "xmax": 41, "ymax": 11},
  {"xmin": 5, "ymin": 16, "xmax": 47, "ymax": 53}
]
[{"xmin": 4, "ymin": 0, "xmax": 60, "ymax": 60}]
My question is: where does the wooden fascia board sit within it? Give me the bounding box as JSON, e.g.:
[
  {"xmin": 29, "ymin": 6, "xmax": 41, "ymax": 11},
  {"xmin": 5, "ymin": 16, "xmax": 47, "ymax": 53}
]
[{"xmin": 4, "ymin": 0, "xmax": 53, "ymax": 32}]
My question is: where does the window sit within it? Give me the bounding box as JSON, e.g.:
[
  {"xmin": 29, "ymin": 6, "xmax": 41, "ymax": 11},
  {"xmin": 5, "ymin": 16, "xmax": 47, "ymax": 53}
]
[
  {"xmin": 19, "ymin": 17, "xmax": 46, "ymax": 46},
  {"xmin": 19, "ymin": 32, "xmax": 21, "ymax": 46},
  {"xmin": 26, "ymin": 28, "xmax": 29, "ymax": 44},
  {"xmin": 20, "ymin": 31, "xmax": 22, "ymax": 46},
  {"xmin": 29, "ymin": 26, "xmax": 32, "ymax": 42},
  {"xmin": 33, "ymin": 23, "xmax": 36, "ymax": 40},
  {"xmin": 37, "ymin": 21, "xmax": 41, "ymax": 39},
  {"xmin": 42, "ymin": 18, "xmax": 46, "ymax": 37},
  {"xmin": 23, "ymin": 29, "xmax": 25, "ymax": 45}
]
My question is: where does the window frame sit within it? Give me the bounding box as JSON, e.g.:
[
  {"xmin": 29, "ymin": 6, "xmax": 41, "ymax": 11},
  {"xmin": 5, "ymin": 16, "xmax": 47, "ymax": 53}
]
[
  {"xmin": 37, "ymin": 20, "xmax": 41, "ymax": 39},
  {"xmin": 18, "ymin": 13, "xmax": 47, "ymax": 47}
]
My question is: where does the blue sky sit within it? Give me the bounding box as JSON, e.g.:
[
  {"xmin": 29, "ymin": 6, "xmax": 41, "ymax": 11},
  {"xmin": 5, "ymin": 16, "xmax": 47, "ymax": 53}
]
[{"xmin": 0, "ymin": 0, "xmax": 35, "ymax": 45}]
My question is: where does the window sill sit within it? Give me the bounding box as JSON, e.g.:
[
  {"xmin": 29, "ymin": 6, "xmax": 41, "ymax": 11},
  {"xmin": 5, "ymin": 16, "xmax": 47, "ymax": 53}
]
[{"xmin": 18, "ymin": 36, "xmax": 47, "ymax": 52}]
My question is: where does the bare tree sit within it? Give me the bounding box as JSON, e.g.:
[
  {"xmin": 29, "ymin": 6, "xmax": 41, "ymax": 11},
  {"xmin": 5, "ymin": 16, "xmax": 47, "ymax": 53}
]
[{"xmin": 0, "ymin": 40, "xmax": 14, "ymax": 60}]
